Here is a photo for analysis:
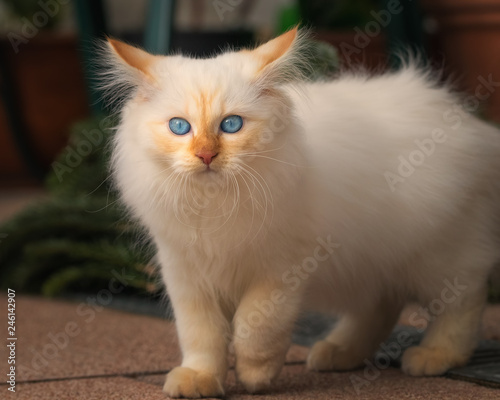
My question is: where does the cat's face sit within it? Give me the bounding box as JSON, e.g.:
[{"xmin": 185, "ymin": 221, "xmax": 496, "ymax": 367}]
[
  {"xmin": 106, "ymin": 29, "xmax": 300, "ymax": 179},
  {"xmin": 141, "ymin": 55, "xmax": 284, "ymax": 177}
]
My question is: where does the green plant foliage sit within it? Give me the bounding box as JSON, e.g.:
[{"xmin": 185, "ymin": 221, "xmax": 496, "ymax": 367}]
[{"xmin": 0, "ymin": 116, "xmax": 158, "ymax": 298}]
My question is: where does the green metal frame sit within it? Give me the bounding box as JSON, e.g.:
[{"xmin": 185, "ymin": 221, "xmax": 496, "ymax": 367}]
[
  {"xmin": 72, "ymin": 0, "xmax": 176, "ymax": 114},
  {"xmin": 383, "ymin": 0, "xmax": 426, "ymax": 68},
  {"xmin": 144, "ymin": 0, "xmax": 176, "ymax": 55}
]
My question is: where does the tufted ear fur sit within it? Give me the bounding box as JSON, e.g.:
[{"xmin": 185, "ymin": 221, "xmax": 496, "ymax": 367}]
[
  {"xmin": 252, "ymin": 27, "xmax": 298, "ymax": 71},
  {"xmin": 98, "ymin": 38, "xmax": 160, "ymax": 109},
  {"xmin": 245, "ymin": 26, "xmax": 310, "ymax": 86},
  {"xmin": 107, "ymin": 38, "xmax": 157, "ymax": 78}
]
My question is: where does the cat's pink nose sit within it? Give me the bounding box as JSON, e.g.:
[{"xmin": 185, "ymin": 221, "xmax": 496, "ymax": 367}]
[{"xmin": 196, "ymin": 151, "xmax": 218, "ymax": 165}]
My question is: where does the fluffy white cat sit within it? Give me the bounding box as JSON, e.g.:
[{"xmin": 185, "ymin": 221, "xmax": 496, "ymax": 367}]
[{"xmin": 103, "ymin": 28, "xmax": 500, "ymax": 398}]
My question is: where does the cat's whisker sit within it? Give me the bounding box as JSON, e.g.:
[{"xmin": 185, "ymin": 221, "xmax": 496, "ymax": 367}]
[
  {"xmin": 151, "ymin": 164, "xmax": 178, "ymax": 182},
  {"xmin": 237, "ymin": 166, "xmax": 265, "ymax": 213},
  {"xmin": 207, "ymin": 177, "xmax": 240, "ymax": 235},
  {"xmin": 184, "ymin": 175, "xmax": 231, "ymax": 223},
  {"xmin": 240, "ymin": 154, "xmax": 306, "ymax": 168},
  {"xmin": 177, "ymin": 175, "xmax": 198, "ymax": 228},
  {"xmin": 235, "ymin": 163, "xmax": 273, "ymax": 244},
  {"xmin": 237, "ymin": 140, "xmax": 290, "ymax": 156},
  {"xmin": 226, "ymin": 170, "xmax": 241, "ymax": 229},
  {"xmin": 146, "ymin": 165, "xmax": 180, "ymax": 210},
  {"xmin": 246, "ymin": 164, "xmax": 275, "ymax": 228},
  {"xmin": 157, "ymin": 172, "xmax": 175, "ymax": 213},
  {"xmin": 85, "ymin": 174, "xmax": 114, "ymax": 197},
  {"xmin": 224, "ymin": 169, "xmax": 249, "ymax": 246},
  {"xmin": 152, "ymin": 168, "xmax": 179, "ymax": 211},
  {"xmin": 150, "ymin": 174, "xmax": 170, "ymax": 209},
  {"xmin": 179, "ymin": 174, "xmax": 192, "ymax": 223},
  {"xmin": 85, "ymin": 198, "xmax": 121, "ymax": 213},
  {"xmin": 198, "ymin": 172, "xmax": 243, "ymax": 235},
  {"xmin": 241, "ymin": 162, "xmax": 274, "ymax": 213},
  {"xmin": 211, "ymin": 172, "xmax": 235, "ymax": 225},
  {"xmin": 231, "ymin": 166, "xmax": 259, "ymax": 247},
  {"xmin": 186, "ymin": 175, "xmax": 203, "ymax": 211},
  {"xmin": 170, "ymin": 172, "xmax": 186, "ymax": 223}
]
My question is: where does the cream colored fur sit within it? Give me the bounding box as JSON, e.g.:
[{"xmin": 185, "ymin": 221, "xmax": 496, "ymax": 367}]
[{"xmin": 103, "ymin": 30, "xmax": 500, "ymax": 398}]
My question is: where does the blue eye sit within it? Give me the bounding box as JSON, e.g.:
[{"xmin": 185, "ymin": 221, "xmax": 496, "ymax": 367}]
[
  {"xmin": 169, "ymin": 118, "xmax": 191, "ymax": 135},
  {"xmin": 220, "ymin": 115, "xmax": 243, "ymax": 134}
]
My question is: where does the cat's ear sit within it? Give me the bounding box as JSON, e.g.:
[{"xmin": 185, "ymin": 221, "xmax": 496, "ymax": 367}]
[
  {"xmin": 98, "ymin": 38, "xmax": 158, "ymax": 108},
  {"xmin": 247, "ymin": 26, "xmax": 307, "ymax": 85},
  {"xmin": 106, "ymin": 38, "xmax": 157, "ymax": 80}
]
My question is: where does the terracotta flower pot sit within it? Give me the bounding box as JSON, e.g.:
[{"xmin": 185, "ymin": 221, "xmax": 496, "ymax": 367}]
[
  {"xmin": 421, "ymin": 0, "xmax": 500, "ymax": 123},
  {"xmin": 0, "ymin": 33, "xmax": 90, "ymax": 185}
]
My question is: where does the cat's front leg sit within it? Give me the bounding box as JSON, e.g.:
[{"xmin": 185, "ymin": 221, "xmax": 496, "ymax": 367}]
[
  {"xmin": 233, "ymin": 281, "xmax": 300, "ymax": 393},
  {"xmin": 162, "ymin": 282, "xmax": 230, "ymax": 398}
]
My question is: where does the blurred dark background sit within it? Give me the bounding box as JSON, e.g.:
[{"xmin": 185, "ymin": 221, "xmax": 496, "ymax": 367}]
[
  {"xmin": 1, "ymin": 0, "xmax": 499, "ymax": 188},
  {"xmin": 0, "ymin": 0, "xmax": 499, "ymax": 301}
]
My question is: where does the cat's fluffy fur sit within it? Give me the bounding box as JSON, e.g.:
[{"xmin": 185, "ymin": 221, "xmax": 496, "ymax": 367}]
[{"xmin": 103, "ymin": 28, "xmax": 500, "ymax": 398}]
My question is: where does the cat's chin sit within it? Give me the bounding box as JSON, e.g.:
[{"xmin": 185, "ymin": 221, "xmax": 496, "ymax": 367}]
[
  {"xmin": 197, "ymin": 167, "xmax": 218, "ymax": 175},
  {"xmin": 189, "ymin": 166, "xmax": 221, "ymax": 181}
]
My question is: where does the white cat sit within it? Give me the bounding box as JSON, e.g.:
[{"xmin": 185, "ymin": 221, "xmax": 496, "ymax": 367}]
[{"xmin": 103, "ymin": 28, "xmax": 500, "ymax": 398}]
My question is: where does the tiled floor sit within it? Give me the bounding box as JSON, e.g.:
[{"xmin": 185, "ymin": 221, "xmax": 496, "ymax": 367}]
[
  {"xmin": 1, "ymin": 189, "xmax": 499, "ymax": 398},
  {"xmin": 1, "ymin": 295, "xmax": 499, "ymax": 399}
]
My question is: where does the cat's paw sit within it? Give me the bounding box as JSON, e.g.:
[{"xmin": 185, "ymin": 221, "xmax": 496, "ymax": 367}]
[
  {"xmin": 163, "ymin": 367, "xmax": 224, "ymax": 399},
  {"xmin": 401, "ymin": 346, "xmax": 464, "ymax": 376},
  {"xmin": 236, "ymin": 357, "xmax": 283, "ymax": 393},
  {"xmin": 307, "ymin": 340, "xmax": 364, "ymax": 371}
]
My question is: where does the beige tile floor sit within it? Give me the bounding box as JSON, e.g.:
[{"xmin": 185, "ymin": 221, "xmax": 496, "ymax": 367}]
[
  {"xmin": 0, "ymin": 189, "xmax": 499, "ymax": 398},
  {"xmin": 0, "ymin": 295, "xmax": 498, "ymax": 400}
]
